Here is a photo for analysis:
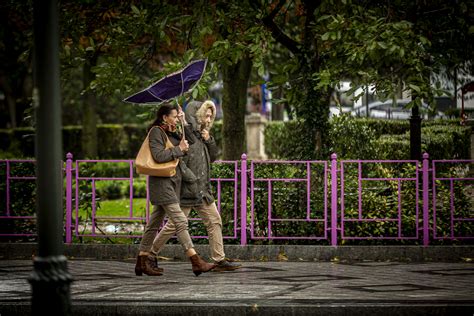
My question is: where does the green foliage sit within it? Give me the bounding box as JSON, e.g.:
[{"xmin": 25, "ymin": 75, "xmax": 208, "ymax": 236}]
[
  {"xmin": 328, "ymin": 113, "xmax": 378, "ymax": 159},
  {"xmin": 210, "ymin": 120, "xmax": 223, "ymax": 158},
  {"xmin": 375, "ymin": 135, "xmax": 410, "ymax": 160},
  {"xmin": 266, "ymin": 118, "xmax": 471, "ymax": 161},
  {"xmin": 375, "ymin": 124, "xmax": 471, "ymax": 160},
  {"xmin": 263, "ymin": 120, "xmax": 306, "ymax": 160},
  {"xmin": 93, "ymin": 180, "xmax": 147, "ymax": 200},
  {"xmin": 421, "ymin": 125, "xmax": 471, "ymax": 160},
  {"xmin": 0, "ymin": 124, "xmax": 147, "ymax": 159}
]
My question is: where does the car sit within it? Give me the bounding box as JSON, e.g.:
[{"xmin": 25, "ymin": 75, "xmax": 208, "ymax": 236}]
[{"xmin": 351, "ymin": 99, "xmax": 446, "ymax": 119}]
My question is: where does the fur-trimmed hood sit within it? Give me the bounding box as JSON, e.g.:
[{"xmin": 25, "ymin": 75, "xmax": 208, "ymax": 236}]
[{"xmin": 185, "ymin": 100, "xmax": 216, "ymax": 131}]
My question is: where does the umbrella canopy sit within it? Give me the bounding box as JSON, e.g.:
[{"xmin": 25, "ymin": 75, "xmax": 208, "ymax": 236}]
[{"xmin": 124, "ymin": 59, "xmax": 207, "ymax": 104}]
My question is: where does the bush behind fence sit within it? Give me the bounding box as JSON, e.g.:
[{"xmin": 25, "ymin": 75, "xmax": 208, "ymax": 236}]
[{"xmin": 0, "ymin": 119, "xmax": 469, "ymax": 161}]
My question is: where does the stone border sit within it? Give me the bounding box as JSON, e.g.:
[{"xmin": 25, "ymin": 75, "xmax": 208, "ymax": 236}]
[{"xmin": 1, "ymin": 243, "xmax": 472, "ymax": 262}]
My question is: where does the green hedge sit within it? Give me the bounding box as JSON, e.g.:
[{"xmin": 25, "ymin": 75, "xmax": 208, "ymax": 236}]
[
  {"xmin": 0, "ymin": 122, "xmax": 224, "ymax": 160},
  {"xmin": 0, "ymin": 124, "xmax": 147, "ymax": 159},
  {"xmin": 263, "ymin": 120, "xmax": 307, "ymax": 160},
  {"xmin": 265, "ymin": 117, "xmax": 471, "ymax": 160},
  {"xmin": 375, "ymin": 125, "xmax": 471, "ymax": 160},
  {"xmin": 1, "ymin": 118, "xmax": 470, "ymax": 161},
  {"xmin": 351, "ymin": 118, "xmax": 461, "ymax": 137}
]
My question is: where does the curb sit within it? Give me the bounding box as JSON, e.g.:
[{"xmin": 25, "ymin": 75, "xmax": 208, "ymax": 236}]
[{"xmin": 1, "ymin": 243, "xmax": 472, "ymax": 262}]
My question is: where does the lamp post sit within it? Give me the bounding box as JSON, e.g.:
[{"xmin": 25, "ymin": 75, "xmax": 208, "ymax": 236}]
[
  {"xmin": 409, "ymin": 102, "xmax": 422, "ymax": 161},
  {"xmin": 28, "ymin": 0, "xmax": 72, "ymax": 314}
]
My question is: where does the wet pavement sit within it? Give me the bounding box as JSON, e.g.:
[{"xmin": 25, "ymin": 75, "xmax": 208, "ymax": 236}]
[{"xmin": 1, "ymin": 258, "xmax": 473, "ymax": 315}]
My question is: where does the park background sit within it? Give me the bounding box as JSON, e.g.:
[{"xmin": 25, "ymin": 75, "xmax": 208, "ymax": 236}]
[{"xmin": 0, "ymin": 0, "xmax": 473, "ymax": 246}]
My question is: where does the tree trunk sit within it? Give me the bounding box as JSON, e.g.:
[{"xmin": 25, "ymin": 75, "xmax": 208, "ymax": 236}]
[
  {"xmin": 82, "ymin": 55, "xmax": 98, "ymax": 158},
  {"xmin": 297, "ymin": 68, "xmax": 332, "ymax": 160},
  {"xmin": 221, "ymin": 55, "xmax": 252, "ymax": 160}
]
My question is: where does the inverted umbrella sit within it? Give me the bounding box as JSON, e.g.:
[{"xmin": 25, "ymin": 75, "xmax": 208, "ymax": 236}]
[{"xmin": 123, "ymin": 59, "xmax": 207, "ymax": 104}]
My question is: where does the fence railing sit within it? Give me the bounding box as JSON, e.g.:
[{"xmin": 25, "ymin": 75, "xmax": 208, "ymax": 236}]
[{"xmin": 1, "ymin": 153, "xmax": 472, "ymax": 246}]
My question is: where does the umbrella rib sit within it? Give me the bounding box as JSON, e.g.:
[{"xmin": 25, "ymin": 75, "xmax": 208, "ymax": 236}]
[
  {"xmin": 180, "ymin": 72, "xmax": 185, "ymax": 96},
  {"xmin": 147, "ymin": 89, "xmax": 164, "ymax": 102}
]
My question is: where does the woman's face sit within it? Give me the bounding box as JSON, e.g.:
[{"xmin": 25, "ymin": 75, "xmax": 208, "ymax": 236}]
[
  {"xmin": 163, "ymin": 109, "xmax": 179, "ymax": 127},
  {"xmin": 202, "ymin": 108, "xmax": 213, "ymax": 130}
]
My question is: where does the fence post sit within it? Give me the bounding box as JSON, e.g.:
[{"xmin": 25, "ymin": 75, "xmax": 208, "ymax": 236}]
[
  {"xmin": 240, "ymin": 153, "xmax": 247, "ymax": 246},
  {"xmin": 65, "ymin": 153, "xmax": 73, "ymax": 244},
  {"xmin": 422, "ymin": 152, "xmax": 429, "ymax": 246},
  {"xmin": 330, "ymin": 153, "xmax": 338, "ymax": 247}
]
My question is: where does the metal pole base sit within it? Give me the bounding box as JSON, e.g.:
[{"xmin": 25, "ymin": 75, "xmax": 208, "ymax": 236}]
[{"xmin": 29, "ymin": 255, "xmax": 73, "ymax": 315}]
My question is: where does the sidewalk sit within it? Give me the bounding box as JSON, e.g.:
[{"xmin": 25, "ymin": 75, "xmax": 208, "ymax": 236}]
[{"xmin": 1, "ymin": 258, "xmax": 473, "ymax": 315}]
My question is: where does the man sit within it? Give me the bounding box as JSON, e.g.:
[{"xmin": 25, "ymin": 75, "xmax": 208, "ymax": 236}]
[{"xmin": 150, "ymin": 100, "xmax": 241, "ymax": 272}]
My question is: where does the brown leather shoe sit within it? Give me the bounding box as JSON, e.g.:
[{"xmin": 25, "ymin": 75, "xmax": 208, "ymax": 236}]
[
  {"xmin": 135, "ymin": 255, "xmax": 163, "ymax": 276},
  {"xmin": 213, "ymin": 259, "xmax": 242, "ymax": 272},
  {"xmin": 135, "ymin": 255, "xmax": 142, "ymax": 276},
  {"xmin": 189, "ymin": 254, "xmax": 216, "ymax": 276},
  {"xmin": 149, "ymin": 255, "xmax": 164, "ymax": 273}
]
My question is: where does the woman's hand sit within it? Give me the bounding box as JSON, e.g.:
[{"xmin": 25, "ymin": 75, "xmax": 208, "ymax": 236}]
[
  {"xmin": 177, "ymin": 105, "xmax": 187, "ymax": 124},
  {"xmin": 201, "ymin": 129, "xmax": 210, "ymax": 141},
  {"xmin": 179, "ymin": 139, "xmax": 189, "ymax": 152}
]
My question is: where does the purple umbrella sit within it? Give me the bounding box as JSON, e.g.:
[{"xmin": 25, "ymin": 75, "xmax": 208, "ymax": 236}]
[{"xmin": 123, "ymin": 59, "xmax": 207, "ymax": 104}]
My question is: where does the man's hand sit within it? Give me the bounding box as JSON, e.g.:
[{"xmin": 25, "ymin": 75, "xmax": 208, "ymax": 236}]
[{"xmin": 201, "ymin": 129, "xmax": 210, "ymax": 141}]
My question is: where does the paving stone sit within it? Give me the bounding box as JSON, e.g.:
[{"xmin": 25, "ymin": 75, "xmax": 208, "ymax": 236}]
[{"xmin": 0, "ymin": 259, "xmax": 473, "ymax": 315}]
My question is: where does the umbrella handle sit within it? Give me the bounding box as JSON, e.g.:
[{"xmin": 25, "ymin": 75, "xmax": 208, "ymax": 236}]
[
  {"xmin": 181, "ymin": 119, "xmax": 185, "ymax": 141},
  {"xmin": 177, "ymin": 104, "xmax": 186, "ymax": 141}
]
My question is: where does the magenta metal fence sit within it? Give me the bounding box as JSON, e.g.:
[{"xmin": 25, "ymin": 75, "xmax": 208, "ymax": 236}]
[
  {"xmin": 338, "ymin": 156, "xmax": 422, "ymax": 244},
  {"xmin": 249, "ymin": 159, "xmax": 329, "ymax": 242},
  {"xmin": 1, "ymin": 153, "xmax": 472, "ymax": 245},
  {"xmin": 432, "ymin": 158, "xmax": 474, "ymax": 241},
  {"xmin": 73, "ymin": 156, "xmax": 143, "ymax": 241},
  {"xmin": 69, "ymin": 154, "xmax": 241, "ymax": 243},
  {"xmin": 0, "ymin": 159, "xmax": 37, "ymax": 238},
  {"xmin": 210, "ymin": 160, "xmax": 240, "ymax": 241}
]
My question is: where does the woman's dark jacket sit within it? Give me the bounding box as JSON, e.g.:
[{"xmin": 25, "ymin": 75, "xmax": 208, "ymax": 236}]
[
  {"xmin": 180, "ymin": 101, "xmax": 218, "ymax": 207},
  {"xmin": 148, "ymin": 125, "xmax": 193, "ymax": 206}
]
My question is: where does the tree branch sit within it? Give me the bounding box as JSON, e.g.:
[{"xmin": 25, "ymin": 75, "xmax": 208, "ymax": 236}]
[{"xmin": 261, "ymin": 0, "xmax": 301, "ymax": 56}]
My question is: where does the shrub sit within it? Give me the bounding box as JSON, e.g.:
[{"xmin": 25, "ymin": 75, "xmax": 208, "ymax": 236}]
[
  {"xmin": 265, "ymin": 118, "xmax": 470, "ymax": 160},
  {"xmin": 123, "ymin": 180, "xmax": 147, "ymax": 198},
  {"xmin": 0, "ymin": 124, "xmax": 148, "ymax": 159},
  {"xmin": 264, "ymin": 120, "xmax": 308, "ymax": 160},
  {"xmin": 374, "ymin": 125, "xmax": 471, "ymax": 160},
  {"xmin": 328, "ymin": 113, "xmax": 378, "ymax": 159}
]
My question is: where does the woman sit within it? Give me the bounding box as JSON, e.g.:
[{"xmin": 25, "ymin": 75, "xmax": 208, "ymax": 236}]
[{"xmin": 135, "ymin": 103, "xmax": 216, "ymax": 276}]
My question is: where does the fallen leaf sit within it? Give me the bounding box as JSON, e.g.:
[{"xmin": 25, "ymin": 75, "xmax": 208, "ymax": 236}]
[
  {"xmin": 277, "ymin": 252, "xmax": 288, "ymax": 261},
  {"xmin": 251, "ymin": 303, "xmax": 259, "ymax": 312}
]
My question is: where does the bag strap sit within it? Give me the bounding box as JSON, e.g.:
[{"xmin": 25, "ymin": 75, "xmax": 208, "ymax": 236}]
[{"xmin": 148, "ymin": 126, "xmax": 182, "ymax": 150}]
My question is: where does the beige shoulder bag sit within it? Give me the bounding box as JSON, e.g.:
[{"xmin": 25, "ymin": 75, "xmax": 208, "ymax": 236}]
[{"xmin": 135, "ymin": 127, "xmax": 179, "ymax": 177}]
